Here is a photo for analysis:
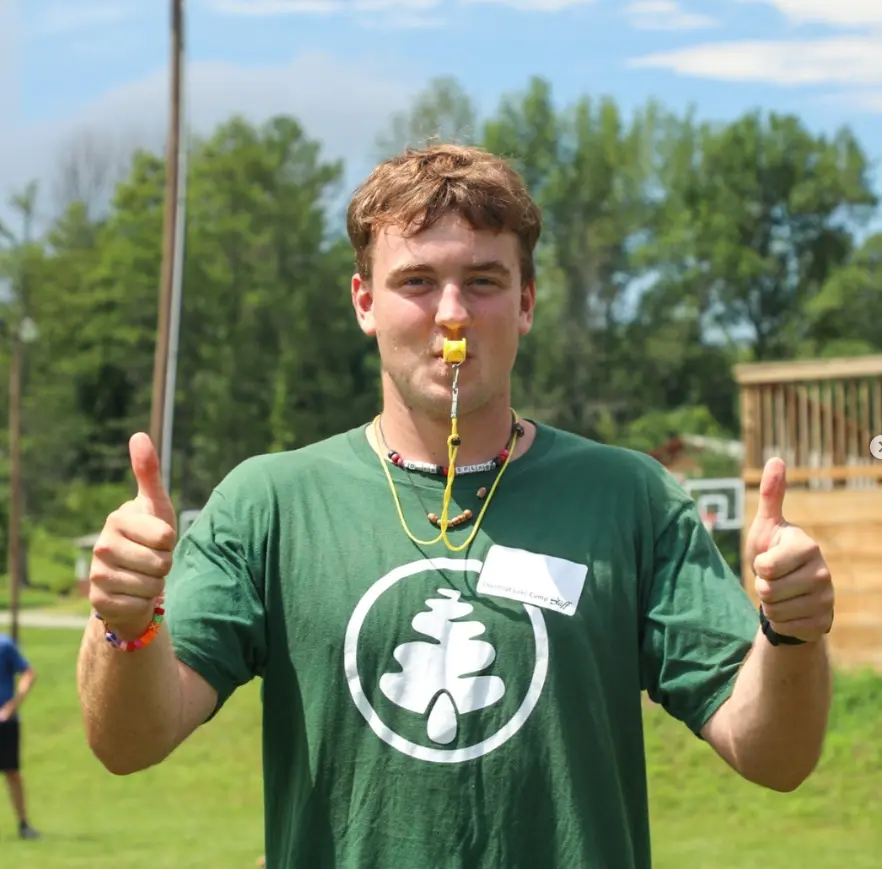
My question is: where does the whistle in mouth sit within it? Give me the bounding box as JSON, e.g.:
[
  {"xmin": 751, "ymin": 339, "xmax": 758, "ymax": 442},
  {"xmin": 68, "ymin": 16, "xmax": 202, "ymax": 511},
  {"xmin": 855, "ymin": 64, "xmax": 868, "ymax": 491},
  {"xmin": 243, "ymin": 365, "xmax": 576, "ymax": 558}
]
[{"xmin": 442, "ymin": 338, "xmax": 467, "ymax": 365}]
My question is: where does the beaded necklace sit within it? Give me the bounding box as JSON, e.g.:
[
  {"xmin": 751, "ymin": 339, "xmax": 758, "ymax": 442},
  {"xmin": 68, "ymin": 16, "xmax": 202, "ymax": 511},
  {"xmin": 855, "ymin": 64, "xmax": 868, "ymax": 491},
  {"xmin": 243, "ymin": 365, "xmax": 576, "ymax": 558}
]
[
  {"xmin": 372, "ymin": 337, "xmax": 522, "ymax": 553},
  {"xmin": 377, "ymin": 414, "xmax": 525, "ymax": 530},
  {"xmin": 381, "ymin": 414, "xmax": 524, "ymax": 478}
]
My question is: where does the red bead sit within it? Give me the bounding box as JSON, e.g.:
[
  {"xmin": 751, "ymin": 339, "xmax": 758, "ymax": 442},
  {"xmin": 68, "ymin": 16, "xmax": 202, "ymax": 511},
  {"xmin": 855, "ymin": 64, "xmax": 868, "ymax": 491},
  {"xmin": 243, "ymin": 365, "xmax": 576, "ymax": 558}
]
[
  {"xmin": 499, "ymin": 449, "xmax": 509, "ymax": 460},
  {"xmin": 441, "ymin": 466, "xmax": 449, "ymax": 476}
]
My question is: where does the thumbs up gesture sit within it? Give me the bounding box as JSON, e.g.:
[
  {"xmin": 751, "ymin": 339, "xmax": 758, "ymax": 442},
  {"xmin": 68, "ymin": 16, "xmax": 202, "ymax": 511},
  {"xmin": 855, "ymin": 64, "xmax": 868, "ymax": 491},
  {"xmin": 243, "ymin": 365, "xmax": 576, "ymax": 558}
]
[
  {"xmin": 745, "ymin": 458, "xmax": 834, "ymax": 644},
  {"xmin": 89, "ymin": 433, "xmax": 178, "ymax": 641}
]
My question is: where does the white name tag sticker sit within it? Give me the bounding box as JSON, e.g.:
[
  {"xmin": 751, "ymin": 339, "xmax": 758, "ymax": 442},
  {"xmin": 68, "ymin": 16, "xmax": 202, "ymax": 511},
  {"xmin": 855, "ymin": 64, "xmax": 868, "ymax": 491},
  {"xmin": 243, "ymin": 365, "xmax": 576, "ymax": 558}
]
[{"xmin": 477, "ymin": 544, "xmax": 588, "ymax": 616}]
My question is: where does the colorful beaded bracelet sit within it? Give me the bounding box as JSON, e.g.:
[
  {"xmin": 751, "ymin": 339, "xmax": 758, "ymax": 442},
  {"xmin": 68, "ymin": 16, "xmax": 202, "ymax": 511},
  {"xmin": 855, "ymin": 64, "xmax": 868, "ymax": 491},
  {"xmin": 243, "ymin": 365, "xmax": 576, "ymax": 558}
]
[{"xmin": 94, "ymin": 601, "xmax": 165, "ymax": 652}]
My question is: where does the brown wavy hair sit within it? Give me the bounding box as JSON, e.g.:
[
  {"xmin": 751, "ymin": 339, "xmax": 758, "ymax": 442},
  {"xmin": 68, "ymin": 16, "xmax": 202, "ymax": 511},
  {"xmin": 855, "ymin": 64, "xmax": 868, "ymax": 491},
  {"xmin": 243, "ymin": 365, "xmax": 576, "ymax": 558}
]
[{"xmin": 346, "ymin": 143, "xmax": 542, "ymax": 285}]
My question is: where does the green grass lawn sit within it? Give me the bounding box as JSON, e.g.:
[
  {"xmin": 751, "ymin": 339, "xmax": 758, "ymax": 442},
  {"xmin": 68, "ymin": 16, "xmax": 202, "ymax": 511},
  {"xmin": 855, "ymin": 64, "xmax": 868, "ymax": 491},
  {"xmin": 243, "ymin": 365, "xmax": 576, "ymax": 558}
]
[
  {"xmin": 0, "ymin": 586, "xmax": 94, "ymax": 615},
  {"xmin": 2, "ymin": 627, "xmax": 879, "ymax": 868},
  {"xmin": 0, "ymin": 587, "xmax": 67, "ymax": 611}
]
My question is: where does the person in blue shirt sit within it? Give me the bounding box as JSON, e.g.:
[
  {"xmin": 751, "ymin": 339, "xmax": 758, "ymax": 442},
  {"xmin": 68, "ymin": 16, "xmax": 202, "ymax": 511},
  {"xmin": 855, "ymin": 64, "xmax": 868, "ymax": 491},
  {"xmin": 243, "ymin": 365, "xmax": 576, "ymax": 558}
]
[{"xmin": 0, "ymin": 633, "xmax": 39, "ymax": 839}]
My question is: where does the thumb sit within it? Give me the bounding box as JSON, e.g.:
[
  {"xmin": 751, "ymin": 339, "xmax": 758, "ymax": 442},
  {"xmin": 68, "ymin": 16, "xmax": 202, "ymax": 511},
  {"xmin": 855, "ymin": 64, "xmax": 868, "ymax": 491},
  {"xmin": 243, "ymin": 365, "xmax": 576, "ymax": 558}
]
[
  {"xmin": 754, "ymin": 457, "xmax": 787, "ymax": 525},
  {"xmin": 129, "ymin": 432, "xmax": 176, "ymax": 528},
  {"xmin": 746, "ymin": 457, "xmax": 787, "ymax": 559}
]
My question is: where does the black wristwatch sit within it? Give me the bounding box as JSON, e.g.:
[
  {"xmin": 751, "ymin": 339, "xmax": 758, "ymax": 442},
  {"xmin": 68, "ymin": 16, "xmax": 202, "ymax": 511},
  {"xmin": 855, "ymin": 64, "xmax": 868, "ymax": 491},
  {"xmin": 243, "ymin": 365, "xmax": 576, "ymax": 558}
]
[{"xmin": 759, "ymin": 606, "xmax": 807, "ymax": 647}]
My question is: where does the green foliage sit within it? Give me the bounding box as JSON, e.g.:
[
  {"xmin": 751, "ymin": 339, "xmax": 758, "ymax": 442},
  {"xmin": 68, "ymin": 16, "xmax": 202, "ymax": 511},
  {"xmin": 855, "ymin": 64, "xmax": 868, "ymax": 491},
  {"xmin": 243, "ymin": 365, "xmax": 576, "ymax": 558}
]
[
  {"xmin": 47, "ymin": 479, "xmax": 135, "ymax": 538},
  {"xmin": 25, "ymin": 525, "xmax": 78, "ymax": 593},
  {"xmin": 0, "ymin": 81, "xmax": 878, "ymax": 556},
  {"xmin": 607, "ymin": 405, "xmax": 727, "ymax": 453}
]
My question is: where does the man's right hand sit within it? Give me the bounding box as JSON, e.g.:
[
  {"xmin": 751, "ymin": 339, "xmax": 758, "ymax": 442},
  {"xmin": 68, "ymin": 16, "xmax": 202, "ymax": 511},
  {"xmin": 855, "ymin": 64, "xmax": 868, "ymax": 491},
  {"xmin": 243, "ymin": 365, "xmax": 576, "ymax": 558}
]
[{"xmin": 89, "ymin": 433, "xmax": 178, "ymax": 641}]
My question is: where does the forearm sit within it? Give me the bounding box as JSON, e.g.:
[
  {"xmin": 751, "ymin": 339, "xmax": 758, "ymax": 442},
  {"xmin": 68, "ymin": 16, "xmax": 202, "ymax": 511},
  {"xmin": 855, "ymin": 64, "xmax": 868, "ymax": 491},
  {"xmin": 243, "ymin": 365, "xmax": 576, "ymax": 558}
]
[
  {"xmin": 77, "ymin": 615, "xmax": 184, "ymax": 775},
  {"xmin": 12, "ymin": 670, "xmax": 35, "ymax": 709},
  {"xmin": 717, "ymin": 627, "xmax": 832, "ymax": 791}
]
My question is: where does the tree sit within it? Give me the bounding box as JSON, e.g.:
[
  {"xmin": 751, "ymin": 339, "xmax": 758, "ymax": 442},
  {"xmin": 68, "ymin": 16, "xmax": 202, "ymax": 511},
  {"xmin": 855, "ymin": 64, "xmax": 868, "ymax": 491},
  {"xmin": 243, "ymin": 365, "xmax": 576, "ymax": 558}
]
[
  {"xmin": 803, "ymin": 232, "xmax": 882, "ymax": 357},
  {"xmin": 484, "ymin": 78, "xmax": 666, "ymax": 436},
  {"xmin": 374, "ymin": 76, "xmax": 479, "ymax": 160},
  {"xmin": 650, "ymin": 111, "xmax": 877, "ymax": 361}
]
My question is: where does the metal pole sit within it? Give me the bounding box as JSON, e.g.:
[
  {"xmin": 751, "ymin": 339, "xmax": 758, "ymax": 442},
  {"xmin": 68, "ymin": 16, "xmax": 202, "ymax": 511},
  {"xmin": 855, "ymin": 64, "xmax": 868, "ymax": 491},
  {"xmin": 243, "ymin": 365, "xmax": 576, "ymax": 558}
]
[
  {"xmin": 8, "ymin": 334, "xmax": 21, "ymax": 645},
  {"xmin": 149, "ymin": 0, "xmax": 183, "ymax": 474},
  {"xmin": 161, "ymin": 0, "xmax": 188, "ymax": 494}
]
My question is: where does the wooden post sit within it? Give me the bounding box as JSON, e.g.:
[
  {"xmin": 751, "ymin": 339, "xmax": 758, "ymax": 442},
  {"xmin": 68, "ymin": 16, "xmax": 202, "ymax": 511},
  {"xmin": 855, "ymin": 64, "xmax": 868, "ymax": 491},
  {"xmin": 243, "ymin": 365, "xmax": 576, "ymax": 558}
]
[
  {"xmin": 149, "ymin": 0, "xmax": 184, "ymax": 468},
  {"xmin": 8, "ymin": 335, "xmax": 21, "ymax": 645}
]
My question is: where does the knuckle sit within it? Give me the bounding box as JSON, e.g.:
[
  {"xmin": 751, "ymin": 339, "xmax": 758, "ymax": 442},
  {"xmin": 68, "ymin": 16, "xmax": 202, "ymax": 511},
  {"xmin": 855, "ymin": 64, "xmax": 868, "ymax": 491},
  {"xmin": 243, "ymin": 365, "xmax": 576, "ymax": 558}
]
[
  {"xmin": 88, "ymin": 587, "xmax": 106, "ymax": 610},
  {"xmin": 753, "ymin": 556, "xmax": 773, "ymax": 579},
  {"xmin": 89, "ymin": 557, "xmax": 113, "ymax": 585},
  {"xmin": 92, "ymin": 536, "xmax": 113, "ymax": 557},
  {"xmin": 152, "ymin": 519, "xmax": 177, "ymax": 551},
  {"xmin": 754, "ymin": 578, "xmax": 773, "ymax": 601},
  {"xmin": 155, "ymin": 551, "xmax": 174, "ymax": 576},
  {"xmin": 762, "ymin": 602, "xmax": 780, "ymax": 621}
]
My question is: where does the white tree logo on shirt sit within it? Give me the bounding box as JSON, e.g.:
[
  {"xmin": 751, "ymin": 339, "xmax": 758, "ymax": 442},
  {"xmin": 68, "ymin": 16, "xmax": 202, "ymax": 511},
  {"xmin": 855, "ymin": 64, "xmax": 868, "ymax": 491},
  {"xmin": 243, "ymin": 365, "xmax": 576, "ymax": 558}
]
[
  {"xmin": 379, "ymin": 589, "xmax": 506, "ymax": 745},
  {"xmin": 344, "ymin": 557, "xmax": 549, "ymax": 764}
]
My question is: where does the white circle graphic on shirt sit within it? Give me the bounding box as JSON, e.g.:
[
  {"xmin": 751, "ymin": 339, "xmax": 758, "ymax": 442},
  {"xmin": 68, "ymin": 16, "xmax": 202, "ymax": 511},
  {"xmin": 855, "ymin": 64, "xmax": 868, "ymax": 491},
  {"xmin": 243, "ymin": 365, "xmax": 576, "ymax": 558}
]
[{"xmin": 344, "ymin": 557, "xmax": 549, "ymax": 764}]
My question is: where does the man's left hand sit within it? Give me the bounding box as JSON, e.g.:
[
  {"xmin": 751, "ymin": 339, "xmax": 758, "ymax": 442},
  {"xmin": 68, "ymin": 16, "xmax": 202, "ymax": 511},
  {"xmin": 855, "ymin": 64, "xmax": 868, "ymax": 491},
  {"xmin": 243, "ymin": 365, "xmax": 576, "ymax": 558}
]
[
  {"xmin": 0, "ymin": 700, "xmax": 15, "ymax": 722},
  {"xmin": 745, "ymin": 457, "xmax": 834, "ymax": 644}
]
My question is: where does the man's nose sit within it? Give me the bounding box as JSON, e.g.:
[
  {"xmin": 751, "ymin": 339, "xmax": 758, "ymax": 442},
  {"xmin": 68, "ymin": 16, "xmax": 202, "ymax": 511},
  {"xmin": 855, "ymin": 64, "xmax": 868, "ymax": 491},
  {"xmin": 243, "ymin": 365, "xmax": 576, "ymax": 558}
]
[{"xmin": 435, "ymin": 284, "xmax": 471, "ymax": 332}]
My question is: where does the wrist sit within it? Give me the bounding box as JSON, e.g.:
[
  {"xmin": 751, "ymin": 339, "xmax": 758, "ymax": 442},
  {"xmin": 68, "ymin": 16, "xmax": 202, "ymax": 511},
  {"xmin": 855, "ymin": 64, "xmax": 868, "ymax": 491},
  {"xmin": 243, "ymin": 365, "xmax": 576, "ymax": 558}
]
[
  {"xmin": 758, "ymin": 606, "xmax": 808, "ymax": 647},
  {"xmin": 94, "ymin": 600, "xmax": 165, "ymax": 650},
  {"xmin": 95, "ymin": 614, "xmax": 152, "ymax": 642}
]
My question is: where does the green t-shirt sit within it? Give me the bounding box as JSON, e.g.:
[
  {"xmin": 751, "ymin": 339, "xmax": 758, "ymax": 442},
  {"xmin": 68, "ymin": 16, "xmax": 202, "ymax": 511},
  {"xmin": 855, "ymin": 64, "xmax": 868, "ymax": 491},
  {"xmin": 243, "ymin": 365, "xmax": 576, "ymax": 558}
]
[{"xmin": 164, "ymin": 421, "xmax": 757, "ymax": 868}]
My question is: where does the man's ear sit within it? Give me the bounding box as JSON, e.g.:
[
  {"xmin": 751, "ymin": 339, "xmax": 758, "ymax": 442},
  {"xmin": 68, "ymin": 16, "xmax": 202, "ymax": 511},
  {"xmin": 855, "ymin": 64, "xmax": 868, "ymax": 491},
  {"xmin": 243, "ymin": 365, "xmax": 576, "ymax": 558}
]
[
  {"xmin": 352, "ymin": 273, "xmax": 376, "ymax": 336},
  {"xmin": 518, "ymin": 279, "xmax": 536, "ymax": 336}
]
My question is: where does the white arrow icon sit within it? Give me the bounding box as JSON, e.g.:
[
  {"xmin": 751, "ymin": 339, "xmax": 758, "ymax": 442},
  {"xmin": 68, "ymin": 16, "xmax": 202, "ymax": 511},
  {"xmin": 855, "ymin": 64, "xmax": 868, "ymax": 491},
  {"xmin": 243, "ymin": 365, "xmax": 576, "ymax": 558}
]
[{"xmin": 871, "ymin": 435, "xmax": 882, "ymax": 461}]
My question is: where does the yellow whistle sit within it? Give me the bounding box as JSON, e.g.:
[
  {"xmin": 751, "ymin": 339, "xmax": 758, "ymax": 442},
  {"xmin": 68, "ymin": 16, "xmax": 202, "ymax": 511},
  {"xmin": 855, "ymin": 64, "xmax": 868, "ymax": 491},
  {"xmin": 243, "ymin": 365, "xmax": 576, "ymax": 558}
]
[{"xmin": 442, "ymin": 338, "xmax": 467, "ymax": 365}]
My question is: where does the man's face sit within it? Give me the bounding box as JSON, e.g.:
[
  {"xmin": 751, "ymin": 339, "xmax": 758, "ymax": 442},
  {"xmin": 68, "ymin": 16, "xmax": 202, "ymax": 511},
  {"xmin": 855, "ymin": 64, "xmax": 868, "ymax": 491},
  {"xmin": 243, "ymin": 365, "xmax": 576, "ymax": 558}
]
[{"xmin": 352, "ymin": 212, "xmax": 535, "ymax": 419}]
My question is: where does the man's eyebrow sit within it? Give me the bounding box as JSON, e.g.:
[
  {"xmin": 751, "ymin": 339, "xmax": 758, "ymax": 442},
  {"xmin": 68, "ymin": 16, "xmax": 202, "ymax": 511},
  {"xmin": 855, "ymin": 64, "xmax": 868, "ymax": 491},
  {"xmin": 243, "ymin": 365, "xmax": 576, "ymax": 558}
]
[
  {"xmin": 468, "ymin": 260, "xmax": 512, "ymax": 275},
  {"xmin": 386, "ymin": 260, "xmax": 513, "ymax": 280},
  {"xmin": 386, "ymin": 263, "xmax": 435, "ymax": 280}
]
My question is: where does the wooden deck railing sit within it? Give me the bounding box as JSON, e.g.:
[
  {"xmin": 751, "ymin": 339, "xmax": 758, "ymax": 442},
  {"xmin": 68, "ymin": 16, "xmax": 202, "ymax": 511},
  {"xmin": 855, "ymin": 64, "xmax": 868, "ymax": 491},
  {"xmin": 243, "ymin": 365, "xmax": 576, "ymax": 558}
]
[{"xmin": 734, "ymin": 355, "xmax": 882, "ymax": 488}]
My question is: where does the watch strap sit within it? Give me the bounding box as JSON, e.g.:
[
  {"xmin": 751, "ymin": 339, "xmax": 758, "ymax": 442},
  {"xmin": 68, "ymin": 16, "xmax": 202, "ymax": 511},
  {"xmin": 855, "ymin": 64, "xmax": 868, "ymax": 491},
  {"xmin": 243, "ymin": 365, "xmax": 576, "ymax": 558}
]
[{"xmin": 759, "ymin": 606, "xmax": 807, "ymax": 646}]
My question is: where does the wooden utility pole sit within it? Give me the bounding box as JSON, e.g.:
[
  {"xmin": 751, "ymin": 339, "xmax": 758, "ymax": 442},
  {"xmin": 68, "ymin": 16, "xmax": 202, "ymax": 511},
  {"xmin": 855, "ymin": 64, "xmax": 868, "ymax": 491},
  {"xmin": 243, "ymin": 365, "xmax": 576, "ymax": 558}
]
[
  {"xmin": 7, "ymin": 333, "xmax": 21, "ymax": 645},
  {"xmin": 149, "ymin": 0, "xmax": 184, "ymax": 472}
]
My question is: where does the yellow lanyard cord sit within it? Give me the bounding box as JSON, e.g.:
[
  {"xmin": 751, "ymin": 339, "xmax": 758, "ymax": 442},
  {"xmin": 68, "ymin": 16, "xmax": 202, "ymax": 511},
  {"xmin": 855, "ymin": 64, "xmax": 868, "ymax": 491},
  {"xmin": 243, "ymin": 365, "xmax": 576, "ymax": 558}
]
[{"xmin": 372, "ymin": 411, "xmax": 520, "ymax": 553}]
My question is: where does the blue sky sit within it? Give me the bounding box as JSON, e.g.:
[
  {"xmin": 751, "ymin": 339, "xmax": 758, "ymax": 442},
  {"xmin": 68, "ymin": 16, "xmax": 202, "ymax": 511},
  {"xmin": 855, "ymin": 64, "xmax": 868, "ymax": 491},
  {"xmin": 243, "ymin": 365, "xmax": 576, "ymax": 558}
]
[{"xmin": 3, "ymin": 0, "xmax": 882, "ymax": 226}]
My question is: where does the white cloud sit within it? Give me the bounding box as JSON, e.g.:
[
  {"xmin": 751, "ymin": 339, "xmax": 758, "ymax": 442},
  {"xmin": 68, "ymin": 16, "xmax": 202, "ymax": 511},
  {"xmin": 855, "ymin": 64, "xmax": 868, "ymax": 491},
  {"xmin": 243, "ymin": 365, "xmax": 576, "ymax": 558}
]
[
  {"xmin": 209, "ymin": 0, "xmax": 596, "ymax": 11},
  {"xmin": 205, "ymin": 0, "xmax": 445, "ymax": 27},
  {"xmin": 0, "ymin": 52, "xmax": 421, "ymax": 222},
  {"xmin": 462, "ymin": 0, "xmax": 595, "ymax": 9},
  {"xmin": 627, "ymin": 0, "xmax": 882, "ymax": 112},
  {"xmin": 736, "ymin": 0, "xmax": 882, "ymax": 29},
  {"xmin": 630, "ymin": 35, "xmax": 882, "ymax": 86},
  {"xmin": 207, "ymin": 0, "xmax": 440, "ymax": 13},
  {"xmin": 824, "ymin": 89, "xmax": 882, "ymax": 111},
  {"xmin": 625, "ymin": 0, "xmax": 718, "ymax": 32},
  {"xmin": 38, "ymin": 1, "xmax": 134, "ymax": 36}
]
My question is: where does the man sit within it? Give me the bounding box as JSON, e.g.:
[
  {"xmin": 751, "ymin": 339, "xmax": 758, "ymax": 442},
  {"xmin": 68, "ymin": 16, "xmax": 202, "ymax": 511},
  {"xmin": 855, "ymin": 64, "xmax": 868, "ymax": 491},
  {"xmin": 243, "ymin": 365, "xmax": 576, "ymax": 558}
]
[
  {"xmin": 0, "ymin": 632, "xmax": 39, "ymax": 840},
  {"xmin": 77, "ymin": 144, "xmax": 835, "ymax": 868}
]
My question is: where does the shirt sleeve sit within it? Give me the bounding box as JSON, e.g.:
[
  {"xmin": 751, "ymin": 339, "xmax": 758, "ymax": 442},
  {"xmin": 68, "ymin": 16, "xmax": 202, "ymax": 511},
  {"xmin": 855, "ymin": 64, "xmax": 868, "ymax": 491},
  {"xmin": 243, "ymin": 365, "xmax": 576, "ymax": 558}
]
[
  {"xmin": 639, "ymin": 490, "xmax": 758, "ymax": 736},
  {"xmin": 163, "ymin": 477, "xmax": 268, "ymax": 717},
  {"xmin": 10, "ymin": 644, "xmax": 30, "ymax": 674}
]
